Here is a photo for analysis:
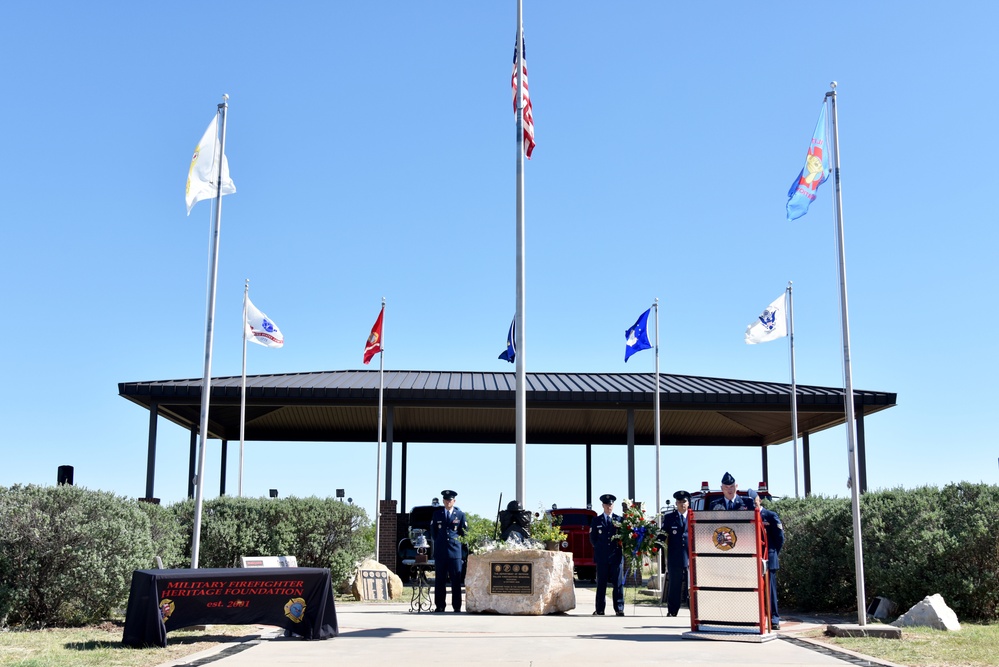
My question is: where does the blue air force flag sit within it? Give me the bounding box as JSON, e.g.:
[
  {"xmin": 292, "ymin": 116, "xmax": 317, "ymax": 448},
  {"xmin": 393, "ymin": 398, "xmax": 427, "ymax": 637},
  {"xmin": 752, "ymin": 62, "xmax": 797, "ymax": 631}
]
[
  {"xmin": 745, "ymin": 293, "xmax": 787, "ymax": 345},
  {"xmin": 786, "ymin": 102, "xmax": 831, "ymax": 221},
  {"xmin": 245, "ymin": 297, "xmax": 284, "ymax": 348},
  {"xmin": 498, "ymin": 317, "xmax": 516, "ymax": 363},
  {"xmin": 624, "ymin": 308, "xmax": 652, "ymax": 362}
]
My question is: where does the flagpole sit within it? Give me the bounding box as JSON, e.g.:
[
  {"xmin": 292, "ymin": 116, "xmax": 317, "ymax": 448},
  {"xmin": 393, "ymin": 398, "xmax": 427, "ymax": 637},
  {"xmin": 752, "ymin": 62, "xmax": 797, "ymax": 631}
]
[
  {"xmin": 653, "ymin": 299, "xmax": 661, "ymax": 517},
  {"xmin": 787, "ymin": 281, "xmax": 800, "ymax": 499},
  {"xmin": 239, "ymin": 279, "xmax": 249, "ymax": 498},
  {"xmin": 374, "ymin": 298, "xmax": 385, "ymax": 564},
  {"xmin": 191, "ymin": 95, "xmax": 229, "ymax": 569},
  {"xmin": 514, "ymin": 0, "xmax": 527, "ymax": 506},
  {"xmin": 827, "ymin": 81, "xmax": 867, "ymax": 625}
]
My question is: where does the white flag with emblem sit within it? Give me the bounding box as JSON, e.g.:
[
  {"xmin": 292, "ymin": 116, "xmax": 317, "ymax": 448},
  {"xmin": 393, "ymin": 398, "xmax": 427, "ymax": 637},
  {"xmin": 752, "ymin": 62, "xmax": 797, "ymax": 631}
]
[
  {"xmin": 744, "ymin": 293, "xmax": 787, "ymax": 345},
  {"xmin": 245, "ymin": 297, "xmax": 284, "ymax": 348},
  {"xmin": 185, "ymin": 114, "xmax": 236, "ymax": 215}
]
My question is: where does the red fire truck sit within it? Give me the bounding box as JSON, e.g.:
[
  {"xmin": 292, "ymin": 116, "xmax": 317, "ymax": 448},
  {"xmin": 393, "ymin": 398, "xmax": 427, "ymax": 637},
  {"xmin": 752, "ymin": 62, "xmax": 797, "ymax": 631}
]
[{"xmin": 550, "ymin": 507, "xmax": 598, "ymax": 582}]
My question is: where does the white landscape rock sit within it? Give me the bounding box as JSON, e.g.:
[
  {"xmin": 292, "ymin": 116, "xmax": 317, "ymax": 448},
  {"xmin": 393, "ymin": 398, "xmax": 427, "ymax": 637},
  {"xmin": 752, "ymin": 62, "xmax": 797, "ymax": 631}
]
[{"xmin": 891, "ymin": 593, "xmax": 961, "ymax": 631}]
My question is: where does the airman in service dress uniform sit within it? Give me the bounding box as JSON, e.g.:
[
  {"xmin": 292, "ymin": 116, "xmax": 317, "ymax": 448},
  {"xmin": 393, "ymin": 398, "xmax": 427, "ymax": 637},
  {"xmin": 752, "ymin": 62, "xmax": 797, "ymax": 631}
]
[
  {"xmin": 660, "ymin": 489, "xmax": 691, "ymax": 616},
  {"xmin": 432, "ymin": 489, "xmax": 467, "ymax": 612},
  {"xmin": 589, "ymin": 493, "xmax": 624, "ymax": 616},
  {"xmin": 710, "ymin": 472, "xmax": 753, "ymax": 510}
]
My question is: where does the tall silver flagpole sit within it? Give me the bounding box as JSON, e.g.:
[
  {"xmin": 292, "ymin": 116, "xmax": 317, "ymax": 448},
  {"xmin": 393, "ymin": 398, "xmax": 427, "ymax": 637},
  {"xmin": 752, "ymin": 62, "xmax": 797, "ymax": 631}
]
[
  {"xmin": 514, "ymin": 0, "xmax": 527, "ymax": 506},
  {"xmin": 239, "ymin": 279, "xmax": 249, "ymax": 498},
  {"xmin": 827, "ymin": 81, "xmax": 867, "ymax": 625},
  {"xmin": 374, "ymin": 298, "xmax": 385, "ymax": 564},
  {"xmin": 191, "ymin": 95, "xmax": 229, "ymax": 568},
  {"xmin": 653, "ymin": 298, "xmax": 661, "ymax": 517},
  {"xmin": 787, "ymin": 281, "xmax": 800, "ymax": 499}
]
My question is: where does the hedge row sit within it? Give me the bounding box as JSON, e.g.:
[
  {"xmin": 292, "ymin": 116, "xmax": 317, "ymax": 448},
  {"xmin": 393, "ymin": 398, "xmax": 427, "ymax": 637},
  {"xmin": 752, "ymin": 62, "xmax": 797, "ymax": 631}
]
[
  {"xmin": 3, "ymin": 482, "xmax": 996, "ymax": 626},
  {"xmin": 0, "ymin": 485, "xmax": 370, "ymax": 627},
  {"xmin": 771, "ymin": 482, "xmax": 999, "ymax": 621}
]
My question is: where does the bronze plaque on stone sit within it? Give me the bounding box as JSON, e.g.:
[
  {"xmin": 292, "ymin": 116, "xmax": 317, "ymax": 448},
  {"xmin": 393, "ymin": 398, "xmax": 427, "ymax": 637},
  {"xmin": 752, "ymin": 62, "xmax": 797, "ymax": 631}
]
[{"xmin": 489, "ymin": 562, "xmax": 533, "ymax": 595}]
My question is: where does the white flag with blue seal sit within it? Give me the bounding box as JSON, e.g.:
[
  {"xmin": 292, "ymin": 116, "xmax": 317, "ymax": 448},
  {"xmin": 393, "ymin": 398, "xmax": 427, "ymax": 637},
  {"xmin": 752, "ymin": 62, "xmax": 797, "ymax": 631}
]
[
  {"xmin": 245, "ymin": 297, "xmax": 284, "ymax": 348},
  {"xmin": 745, "ymin": 293, "xmax": 787, "ymax": 345}
]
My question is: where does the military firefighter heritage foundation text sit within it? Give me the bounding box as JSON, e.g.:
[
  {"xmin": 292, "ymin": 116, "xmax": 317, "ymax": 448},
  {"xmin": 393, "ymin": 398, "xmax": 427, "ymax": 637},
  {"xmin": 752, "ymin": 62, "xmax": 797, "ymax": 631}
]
[{"xmin": 161, "ymin": 579, "xmax": 305, "ymax": 597}]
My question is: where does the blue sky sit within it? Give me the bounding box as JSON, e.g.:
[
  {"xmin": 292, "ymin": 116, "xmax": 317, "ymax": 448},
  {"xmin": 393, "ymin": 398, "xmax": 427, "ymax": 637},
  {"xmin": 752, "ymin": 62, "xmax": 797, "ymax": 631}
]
[{"xmin": 3, "ymin": 1, "xmax": 996, "ymax": 525}]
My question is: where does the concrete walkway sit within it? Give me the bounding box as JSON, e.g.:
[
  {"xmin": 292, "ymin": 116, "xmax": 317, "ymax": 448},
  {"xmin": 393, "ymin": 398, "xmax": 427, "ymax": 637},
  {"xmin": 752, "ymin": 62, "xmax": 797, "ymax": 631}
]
[{"xmin": 157, "ymin": 587, "xmax": 896, "ymax": 667}]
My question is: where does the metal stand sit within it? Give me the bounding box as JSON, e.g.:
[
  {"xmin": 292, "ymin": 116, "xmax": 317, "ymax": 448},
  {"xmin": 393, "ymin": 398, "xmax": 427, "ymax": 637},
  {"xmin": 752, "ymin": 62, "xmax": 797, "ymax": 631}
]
[{"xmin": 406, "ymin": 561, "xmax": 434, "ymax": 613}]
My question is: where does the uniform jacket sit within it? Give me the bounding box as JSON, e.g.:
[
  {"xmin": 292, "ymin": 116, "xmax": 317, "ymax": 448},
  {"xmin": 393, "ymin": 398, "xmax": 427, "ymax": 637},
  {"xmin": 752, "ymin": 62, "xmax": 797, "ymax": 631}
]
[
  {"xmin": 759, "ymin": 507, "xmax": 784, "ymax": 571},
  {"xmin": 660, "ymin": 509, "xmax": 689, "ymax": 571},
  {"xmin": 589, "ymin": 512, "xmax": 623, "ymax": 565},
  {"xmin": 710, "ymin": 495, "xmax": 754, "ymax": 511},
  {"xmin": 431, "ymin": 506, "xmax": 467, "ymax": 561}
]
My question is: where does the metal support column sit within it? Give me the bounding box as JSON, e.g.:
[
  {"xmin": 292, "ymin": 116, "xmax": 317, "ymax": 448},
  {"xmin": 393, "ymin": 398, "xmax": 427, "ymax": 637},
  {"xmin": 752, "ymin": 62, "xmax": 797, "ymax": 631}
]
[
  {"xmin": 145, "ymin": 401, "xmax": 159, "ymax": 499},
  {"xmin": 585, "ymin": 443, "xmax": 592, "ymax": 507},
  {"xmin": 627, "ymin": 408, "xmax": 636, "ymax": 500},
  {"xmin": 802, "ymin": 432, "xmax": 812, "ymax": 497},
  {"xmin": 188, "ymin": 430, "xmax": 198, "ymax": 499},
  {"xmin": 220, "ymin": 440, "xmax": 227, "ymax": 496},
  {"xmin": 856, "ymin": 408, "xmax": 867, "ymax": 493},
  {"xmin": 385, "ymin": 406, "xmax": 394, "ymax": 501}
]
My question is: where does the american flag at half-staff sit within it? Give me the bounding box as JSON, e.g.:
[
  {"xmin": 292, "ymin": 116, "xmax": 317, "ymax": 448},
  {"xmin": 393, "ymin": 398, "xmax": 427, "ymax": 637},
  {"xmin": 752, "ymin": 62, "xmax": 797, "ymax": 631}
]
[{"xmin": 512, "ymin": 33, "xmax": 535, "ymax": 158}]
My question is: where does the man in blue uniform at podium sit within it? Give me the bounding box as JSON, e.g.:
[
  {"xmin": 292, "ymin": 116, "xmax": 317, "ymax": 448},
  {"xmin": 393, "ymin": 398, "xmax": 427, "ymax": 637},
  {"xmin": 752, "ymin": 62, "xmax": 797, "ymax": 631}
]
[
  {"xmin": 589, "ymin": 493, "xmax": 624, "ymax": 616},
  {"xmin": 432, "ymin": 489, "xmax": 467, "ymax": 613},
  {"xmin": 711, "ymin": 472, "xmax": 753, "ymax": 510}
]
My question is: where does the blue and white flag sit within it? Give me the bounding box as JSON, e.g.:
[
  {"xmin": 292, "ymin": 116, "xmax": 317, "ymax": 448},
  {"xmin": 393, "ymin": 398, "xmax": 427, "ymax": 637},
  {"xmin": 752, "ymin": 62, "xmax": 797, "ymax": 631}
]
[
  {"xmin": 245, "ymin": 297, "xmax": 284, "ymax": 348},
  {"xmin": 498, "ymin": 317, "xmax": 516, "ymax": 363},
  {"xmin": 786, "ymin": 102, "xmax": 831, "ymax": 221},
  {"xmin": 624, "ymin": 309, "xmax": 652, "ymax": 362},
  {"xmin": 745, "ymin": 293, "xmax": 787, "ymax": 345}
]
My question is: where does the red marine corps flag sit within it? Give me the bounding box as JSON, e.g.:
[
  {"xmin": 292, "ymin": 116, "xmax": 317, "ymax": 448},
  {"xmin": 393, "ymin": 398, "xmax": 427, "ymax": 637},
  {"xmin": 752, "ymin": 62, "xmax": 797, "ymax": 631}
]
[{"xmin": 363, "ymin": 305, "xmax": 384, "ymax": 364}]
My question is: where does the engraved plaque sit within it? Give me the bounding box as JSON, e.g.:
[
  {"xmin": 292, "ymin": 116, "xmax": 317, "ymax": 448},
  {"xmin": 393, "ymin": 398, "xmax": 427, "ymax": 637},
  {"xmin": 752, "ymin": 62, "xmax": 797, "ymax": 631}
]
[
  {"xmin": 489, "ymin": 561, "xmax": 533, "ymax": 595},
  {"xmin": 360, "ymin": 569, "xmax": 390, "ymax": 600}
]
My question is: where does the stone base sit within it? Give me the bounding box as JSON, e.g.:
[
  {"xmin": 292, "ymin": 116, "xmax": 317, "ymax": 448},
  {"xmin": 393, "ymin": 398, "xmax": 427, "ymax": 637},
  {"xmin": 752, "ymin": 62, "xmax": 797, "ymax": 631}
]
[
  {"xmin": 465, "ymin": 550, "xmax": 575, "ymax": 615},
  {"xmin": 827, "ymin": 623, "xmax": 902, "ymax": 639}
]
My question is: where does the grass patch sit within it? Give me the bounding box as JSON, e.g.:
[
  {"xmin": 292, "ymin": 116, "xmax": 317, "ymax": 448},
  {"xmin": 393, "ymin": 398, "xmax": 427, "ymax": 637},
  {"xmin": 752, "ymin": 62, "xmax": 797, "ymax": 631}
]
[
  {"xmin": 0, "ymin": 622, "xmax": 264, "ymax": 667},
  {"xmin": 804, "ymin": 623, "xmax": 999, "ymax": 667}
]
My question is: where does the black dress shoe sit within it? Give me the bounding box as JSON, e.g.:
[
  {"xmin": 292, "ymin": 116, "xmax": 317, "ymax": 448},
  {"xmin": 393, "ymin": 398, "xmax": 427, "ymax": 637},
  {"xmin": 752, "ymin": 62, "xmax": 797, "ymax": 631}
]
[
  {"xmin": 592, "ymin": 610, "xmax": 604, "ymax": 615},
  {"xmin": 667, "ymin": 612, "xmax": 677, "ymax": 617},
  {"xmin": 772, "ymin": 622, "xmax": 780, "ymax": 629},
  {"xmin": 434, "ymin": 609, "xmax": 445, "ymax": 613},
  {"xmin": 616, "ymin": 611, "xmax": 625, "ymax": 616}
]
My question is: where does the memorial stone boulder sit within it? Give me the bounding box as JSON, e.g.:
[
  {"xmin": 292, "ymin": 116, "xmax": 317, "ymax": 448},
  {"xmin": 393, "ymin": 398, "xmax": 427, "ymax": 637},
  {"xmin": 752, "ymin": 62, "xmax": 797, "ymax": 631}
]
[
  {"xmin": 350, "ymin": 558, "xmax": 405, "ymax": 601},
  {"xmin": 465, "ymin": 549, "xmax": 575, "ymax": 615}
]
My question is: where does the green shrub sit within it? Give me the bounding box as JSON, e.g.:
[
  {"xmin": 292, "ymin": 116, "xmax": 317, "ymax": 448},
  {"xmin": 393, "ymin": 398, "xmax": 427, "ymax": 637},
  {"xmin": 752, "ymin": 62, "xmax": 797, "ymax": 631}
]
[
  {"xmin": 136, "ymin": 500, "xmax": 186, "ymax": 568},
  {"xmin": 0, "ymin": 484, "xmax": 153, "ymax": 627},
  {"xmin": 772, "ymin": 483, "xmax": 999, "ymax": 621},
  {"xmin": 170, "ymin": 495, "xmax": 370, "ymax": 586},
  {"xmin": 460, "ymin": 512, "xmax": 498, "ymax": 553}
]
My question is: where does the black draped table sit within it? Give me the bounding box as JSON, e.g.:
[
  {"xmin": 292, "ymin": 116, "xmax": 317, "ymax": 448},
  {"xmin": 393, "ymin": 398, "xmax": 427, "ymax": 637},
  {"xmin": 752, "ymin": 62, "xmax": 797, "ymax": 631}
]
[{"xmin": 122, "ymin": 567, "xmax": 338, "ymax": 648}]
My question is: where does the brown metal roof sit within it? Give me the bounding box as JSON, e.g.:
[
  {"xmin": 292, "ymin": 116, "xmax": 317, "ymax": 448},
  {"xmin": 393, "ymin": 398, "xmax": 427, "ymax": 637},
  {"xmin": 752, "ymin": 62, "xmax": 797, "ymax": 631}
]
[{"xmin": 119, "ymin": 370, "xmax": 895, "ymax": 447}]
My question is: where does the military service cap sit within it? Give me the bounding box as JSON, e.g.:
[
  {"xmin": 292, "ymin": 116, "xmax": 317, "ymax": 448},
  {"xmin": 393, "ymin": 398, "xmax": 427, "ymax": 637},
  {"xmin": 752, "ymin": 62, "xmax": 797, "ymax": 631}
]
[
  {"xmin": 599, "ymin": 493, "xmax": 616, "ymax": 505},
  {"xmin": 441, "ymin": 489, "xmax": 457, "ymax": 500},
  {"xmin": 672, "ymin": 490, "xmax": 691, "ymax": 501}
]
